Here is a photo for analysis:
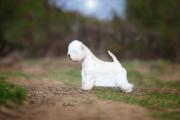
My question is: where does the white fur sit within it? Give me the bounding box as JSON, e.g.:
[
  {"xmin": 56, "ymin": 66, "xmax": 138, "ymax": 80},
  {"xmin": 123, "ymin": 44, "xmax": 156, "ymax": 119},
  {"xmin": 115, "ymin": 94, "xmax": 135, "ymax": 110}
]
[{"xmin": 67, "ymin": 40, "xmax": 134, "ymax": 92}]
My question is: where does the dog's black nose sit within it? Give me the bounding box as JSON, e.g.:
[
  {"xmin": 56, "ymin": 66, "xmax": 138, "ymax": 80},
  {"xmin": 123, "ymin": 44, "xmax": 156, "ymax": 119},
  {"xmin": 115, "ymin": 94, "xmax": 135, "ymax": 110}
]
[{"xmin": 68, "ymin": 54, "xmax": 70, "ymax": 59}]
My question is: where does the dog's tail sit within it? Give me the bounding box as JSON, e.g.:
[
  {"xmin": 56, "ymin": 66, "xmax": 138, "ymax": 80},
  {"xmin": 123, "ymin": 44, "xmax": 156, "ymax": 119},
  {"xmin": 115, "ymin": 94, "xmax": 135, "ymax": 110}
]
[{"xmin": 108, "ymin": 50, "xmax": 121, "ymax": 65}]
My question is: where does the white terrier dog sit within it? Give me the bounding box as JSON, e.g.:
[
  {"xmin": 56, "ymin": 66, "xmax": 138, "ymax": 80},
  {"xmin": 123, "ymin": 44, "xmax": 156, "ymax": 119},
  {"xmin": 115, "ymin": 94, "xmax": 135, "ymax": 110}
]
[{"xmin": 67, "ymin": 40, "xmax": 133, "ymax": 92}]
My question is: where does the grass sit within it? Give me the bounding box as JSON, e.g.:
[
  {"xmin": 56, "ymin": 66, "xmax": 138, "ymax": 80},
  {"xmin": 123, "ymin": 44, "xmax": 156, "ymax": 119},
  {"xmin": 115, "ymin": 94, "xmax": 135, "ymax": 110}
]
[
  {"xmin": 0, "ymin": 80, "xmax": 27, "ymax": 104},
  {"xmin": 94, "ymin": 88, "xmax": 180, "ymax": 120},
  {"xmin": 0, "ymin": 70, "xmax": 29, "ymax": 105},
  {"xmin": 48, "ymin": 67, "xmax": 81, "ymax": 86},
  {"xmin": 153, "ymin": 111, "xmax": 180, "ymax": 120},
  {"xmin": 0, "ymin": 70, "xmax": 33, "ymax": 80},
  {"xmin": 123, "ymin": 60, "xmax": 180, "ymax": 88},
  {"xmin": 94, "ymin": 88, "xmax": 180, "ymax": 108}
]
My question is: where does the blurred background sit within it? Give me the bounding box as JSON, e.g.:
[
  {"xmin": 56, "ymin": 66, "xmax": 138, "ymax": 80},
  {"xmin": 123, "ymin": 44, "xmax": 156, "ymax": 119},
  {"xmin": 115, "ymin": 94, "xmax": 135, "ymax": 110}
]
[
  {"xmin": 0, "ymin": 1, "xmax": 180, "ymax": 120},
  {"xmin": 0, "ymin": 0, "xmax": 180, "ymax": 61}
]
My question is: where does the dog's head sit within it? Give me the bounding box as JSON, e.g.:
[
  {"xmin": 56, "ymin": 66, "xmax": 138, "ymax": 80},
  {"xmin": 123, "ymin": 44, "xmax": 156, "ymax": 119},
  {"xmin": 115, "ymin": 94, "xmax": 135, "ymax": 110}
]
[{"xmin": 67, "ymin": 40, "xmax": 86, "ymax": 62}]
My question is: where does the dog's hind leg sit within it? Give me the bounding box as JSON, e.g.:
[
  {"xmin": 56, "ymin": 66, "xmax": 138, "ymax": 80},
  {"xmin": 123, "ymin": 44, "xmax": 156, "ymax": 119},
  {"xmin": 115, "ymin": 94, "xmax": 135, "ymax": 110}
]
[
  {"xmin": 116, "ymin": 79, "xmax": 133, "ymax": 93},
  {"xmin": 116, "ymin": 71, "xmax": 134, "ymax": 93}
]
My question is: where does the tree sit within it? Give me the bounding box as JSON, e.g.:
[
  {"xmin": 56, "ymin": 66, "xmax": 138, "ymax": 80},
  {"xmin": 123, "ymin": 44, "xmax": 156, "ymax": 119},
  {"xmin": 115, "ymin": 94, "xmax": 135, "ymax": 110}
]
[{"xmin": 126, "ymin": 0, "xmax": 180, "ymax": 61}]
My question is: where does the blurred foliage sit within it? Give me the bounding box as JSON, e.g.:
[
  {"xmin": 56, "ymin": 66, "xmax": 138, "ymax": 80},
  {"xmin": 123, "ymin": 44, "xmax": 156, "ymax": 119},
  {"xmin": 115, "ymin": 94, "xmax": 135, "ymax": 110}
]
[
  {"xmin": 126, "ymin": 0, "xmax": 180, "ymax": 61},
  {"xmin": 0, "ymin": 0, "xmax": 180, "ymax": 61},
  {"xmin": 0, "ymin": 0, "xmax": 89, "ymax": 57}
]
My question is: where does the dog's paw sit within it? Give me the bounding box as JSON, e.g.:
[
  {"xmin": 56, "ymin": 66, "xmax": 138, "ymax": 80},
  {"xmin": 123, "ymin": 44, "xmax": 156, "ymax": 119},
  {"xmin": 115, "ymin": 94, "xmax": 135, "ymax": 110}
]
[{"xmin": 81, "ymin": 86, "xmax": 92, "ymax": 91}]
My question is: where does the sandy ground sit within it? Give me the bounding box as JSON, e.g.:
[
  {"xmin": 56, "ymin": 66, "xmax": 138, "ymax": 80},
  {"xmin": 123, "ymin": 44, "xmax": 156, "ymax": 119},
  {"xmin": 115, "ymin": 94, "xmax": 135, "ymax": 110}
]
[{"xmin": 0, "ymin": 58, "xmax": 153, "ymax": 120}]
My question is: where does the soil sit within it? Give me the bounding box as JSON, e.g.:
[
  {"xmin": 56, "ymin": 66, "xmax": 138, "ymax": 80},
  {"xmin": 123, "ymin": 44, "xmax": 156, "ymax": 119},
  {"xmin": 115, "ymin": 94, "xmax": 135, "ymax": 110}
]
[{"xmin": 0, "ymin": 58, "xmax": 153, "ymax": 120}]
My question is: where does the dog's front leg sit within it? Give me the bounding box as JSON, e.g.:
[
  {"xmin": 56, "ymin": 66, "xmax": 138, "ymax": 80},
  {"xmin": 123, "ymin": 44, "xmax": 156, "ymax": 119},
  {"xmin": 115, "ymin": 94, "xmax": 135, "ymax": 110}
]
[
  {"xmin": 81, "ymin": 71, "xmax": 94, "ymax": 91},
  {"xmin": 81, "ymin": 70, "xmax": 86, "ymax": 90}
]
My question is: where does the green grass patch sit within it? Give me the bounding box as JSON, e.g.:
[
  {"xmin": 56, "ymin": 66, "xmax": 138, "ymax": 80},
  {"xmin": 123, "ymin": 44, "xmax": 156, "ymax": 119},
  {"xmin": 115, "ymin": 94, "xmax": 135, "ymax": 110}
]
[
  {"xmin": 48, "ymin": 67, "xmax": 81, "ymax": 86},
  {"xmin": 0, "ymin": 71, "xmax": 29, "ymax": 105},
  {"xmin": 127, "ymin": 69, "xmax": 144, "ymax": 85},
  {"xmin": 94, "ymin": 89, "xmax": 180, "ymax": 109},
  {"xmin": 0, "ymin": 71, "xmax": 33, "ymax": 80},
  {"xmin": 161, "ymin": 81, "xmax": 180, "ymax": 88},
  {"xmin": 123, "ymin": 60, "xmax": 142, "ymax": 70},
  {"xmin": 123, "ymin": 60, "xmax": 180, "ymax": 89},
  {"xmin": 0, "ymin": 80, "xmax": 27, "ymax": 104},
  {"xmin": 149, "ymin": 60, "xmax": 169, "ymax": 74},
  {"xmin": 152, "ymin": 111, "xmax": 180, "ymax": 120},
  {"xmin": 94, "ymin": 88, "xmax": 180, "ymax": 120}
]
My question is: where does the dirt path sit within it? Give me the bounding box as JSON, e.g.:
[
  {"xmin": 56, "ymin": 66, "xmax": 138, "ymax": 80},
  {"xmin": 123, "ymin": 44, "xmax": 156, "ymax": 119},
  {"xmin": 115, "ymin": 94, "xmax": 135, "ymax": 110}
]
[
  {"xmin": 0, "ymin": 59, "xmax": 153, "ymax": 120},
  {"xmin": 1, "ymin": 79, "xmax": 152, "ymax": 120}
]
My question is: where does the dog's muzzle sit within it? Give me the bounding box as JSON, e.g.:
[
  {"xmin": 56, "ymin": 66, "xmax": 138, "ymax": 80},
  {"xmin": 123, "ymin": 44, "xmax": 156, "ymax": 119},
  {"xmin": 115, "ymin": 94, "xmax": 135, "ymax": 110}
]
[{"xmin": 67, "ymin": 54, "xmax": 71, "ymax": 59}]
